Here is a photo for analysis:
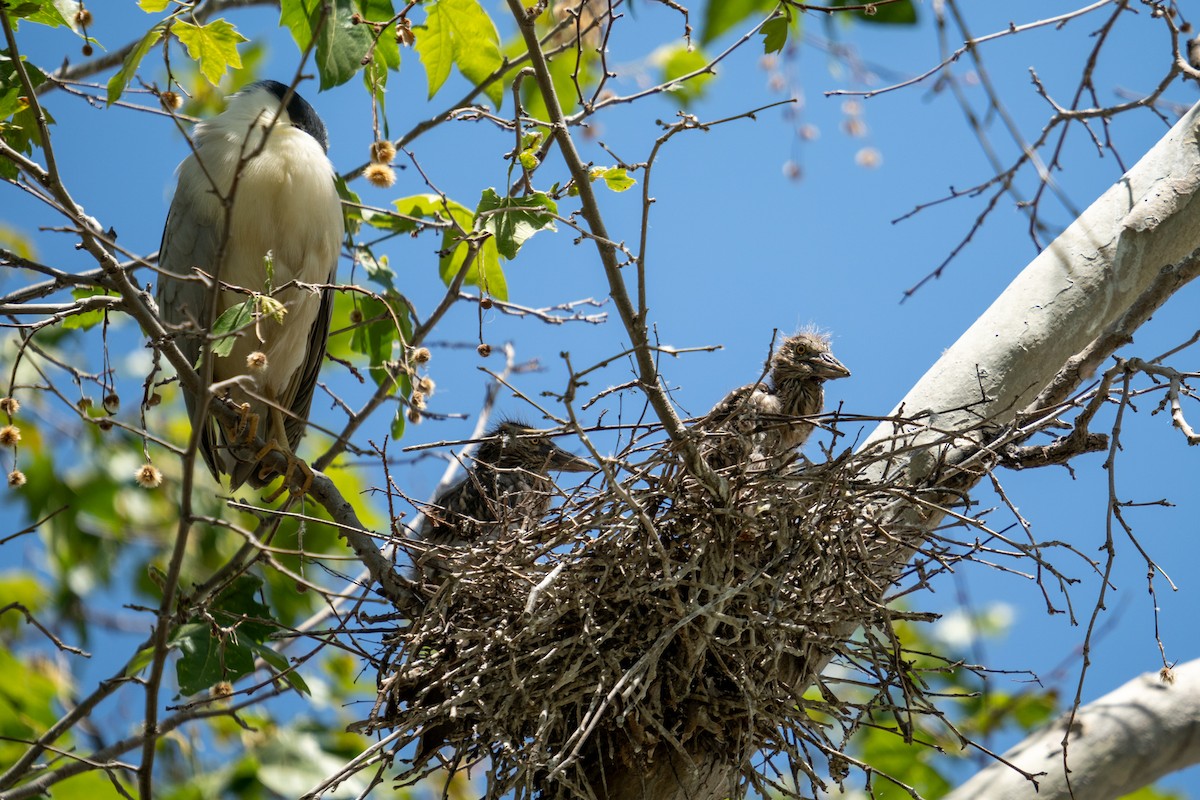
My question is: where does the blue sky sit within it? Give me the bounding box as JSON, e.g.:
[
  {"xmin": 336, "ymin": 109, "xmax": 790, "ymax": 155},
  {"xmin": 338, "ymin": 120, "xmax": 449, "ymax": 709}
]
[{"xmin": 4, "ymin": 1, "xmax": 1200, "ymax": 794}]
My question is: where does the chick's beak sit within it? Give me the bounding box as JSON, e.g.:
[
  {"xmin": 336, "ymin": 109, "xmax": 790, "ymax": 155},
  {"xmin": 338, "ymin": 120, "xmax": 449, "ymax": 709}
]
[
  {"xmin": 545, "ymin": 443, "xmax": 593, "ymax": 473},
  {"xmin": 814, "ymin": 352, "xmax": 851, "ymax": 380}
]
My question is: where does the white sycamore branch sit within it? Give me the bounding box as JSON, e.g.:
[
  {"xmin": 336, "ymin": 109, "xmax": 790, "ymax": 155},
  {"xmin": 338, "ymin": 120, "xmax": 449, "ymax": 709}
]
[{"xmin": 945, "ymin": 659, "xmax": 1200, "ymax": 800}]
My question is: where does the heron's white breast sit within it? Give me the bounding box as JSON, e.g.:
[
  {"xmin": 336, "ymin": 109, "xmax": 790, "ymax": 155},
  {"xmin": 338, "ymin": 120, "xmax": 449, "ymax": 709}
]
[{"xmin": 187, "ymin": 126, "xmax": 342, "ymax": 400}]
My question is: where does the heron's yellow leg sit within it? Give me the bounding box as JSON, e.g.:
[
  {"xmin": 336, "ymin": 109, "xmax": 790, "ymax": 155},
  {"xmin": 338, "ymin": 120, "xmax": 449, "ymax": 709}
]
[
  {"xmin": 231, "ymin": 403, "xmax": 259, "ymax": 443},
  {"xmin": 256, "ymin": 406, "xmax": 313, "ymax": 501}
]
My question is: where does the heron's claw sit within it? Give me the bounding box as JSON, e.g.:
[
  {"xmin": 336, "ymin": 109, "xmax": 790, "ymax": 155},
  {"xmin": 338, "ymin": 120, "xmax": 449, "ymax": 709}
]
[{"xmin": 253, "ymin": 439, "xmax": 314, "ymax": 501}]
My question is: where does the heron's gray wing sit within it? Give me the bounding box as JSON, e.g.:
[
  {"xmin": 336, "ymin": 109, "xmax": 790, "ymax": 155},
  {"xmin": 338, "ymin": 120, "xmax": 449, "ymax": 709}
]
[
  {"xmin": 156, "ymin": 183, "xmax": 223, "ymax": 479},
  {"xmin": 282, "ymin": 264, "xmax": 337, "ymax": 452}
]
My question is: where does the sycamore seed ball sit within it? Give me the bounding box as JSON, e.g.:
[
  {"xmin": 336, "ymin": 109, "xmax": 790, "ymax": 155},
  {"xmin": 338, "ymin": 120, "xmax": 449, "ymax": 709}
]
[
  {"xmin": 365, "ymin": 163, "xmax": 396, "ymax": 189},
  {"xmin": 0, "ymin": 425, "xmax": 20, "ymax": 447},
  {"xmin": 136, "ymin": 464, "xmax": 163, "ymax": 489},
  {"xmin": 370, "ymin": 140, "xmax": 397, "ymax": 164}
]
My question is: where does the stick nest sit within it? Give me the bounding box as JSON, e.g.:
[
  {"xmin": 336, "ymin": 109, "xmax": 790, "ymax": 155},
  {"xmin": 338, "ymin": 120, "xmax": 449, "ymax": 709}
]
[{"xmin": 360, "ymin": 434, "xmax": 961, "ymax": 798}]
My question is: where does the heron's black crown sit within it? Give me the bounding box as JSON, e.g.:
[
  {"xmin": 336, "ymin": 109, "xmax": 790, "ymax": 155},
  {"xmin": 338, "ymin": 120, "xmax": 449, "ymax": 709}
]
[{"xmin": 250, "ymin": 79, "xmax": 329, "ymax": 153}]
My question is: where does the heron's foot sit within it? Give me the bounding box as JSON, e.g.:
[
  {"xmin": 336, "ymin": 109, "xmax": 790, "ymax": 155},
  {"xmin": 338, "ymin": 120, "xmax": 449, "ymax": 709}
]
[
  {"xmin": 233, "ymin": 403, "xmax": 259, "ymax": 443},
  {"xmin": 252, "ymin": 440, "xmax": 315, "ymax": 501}
]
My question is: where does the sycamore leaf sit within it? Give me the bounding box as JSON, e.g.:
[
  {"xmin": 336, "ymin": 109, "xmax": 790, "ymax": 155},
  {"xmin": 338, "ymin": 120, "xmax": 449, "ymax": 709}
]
[
  {"xmin": 106, "ymin": 22, "xmax": 166, "ymax": 105},
  {"xmin": 700, "ymin": 0, "xmax": 774, "ymax": 44},
  {"xmin": 414, "ymin": 2, "xmax": 451, "ymax": 98},
  {"xmin": 596, "ymin": 166, "xmax": 635, "ymax": 193},
  {"xmin": 414, "ymin": 0, "xmax": 503, "ymax": 106},
  {"xmin": 125, "ymin": 646, "xmax": 156, "ymax": 677},
  {"xmin": 761, "ymin": 14, "xmax": 788, "ymax": 54},
  {"xmin": 279, "ymin": 0, "xmax": 321, "ymax": 51},
  {"xmin": 137, "ymin": 0, "xmax": 170, "ymax": 11},
  {"xmin": 209, "ymin": 300, "xmax": 255, "ymax": 358},
  {"xmin": 255, "ymin": 645, "xmax": 311, "ymax": 696},
  {"xmin": 62, "ymin": 287, "xmax": 116, "ymax": 331},
  {"xmin": 476, "ymin": 188, "xmax": 557, "ymax": 260},
  {"xmin": 173, "ymin": 18, "xmax": 247, "ymax": 86},
  {"xmin": 172, "ymin": 577, "xmax": 273, "ymax": 695},
  {"xmin": 8, "ymin": 0, "xmax": 70, "ymax": 28},
  {"xmin": 315, "ymin": 0, "xmax": 373, "ymax": 90},
  {"xmin": 361, "ymin": 0, "xmax": 401, "ymax": 71},
  {"xmin": 656, "ymin": 43, "xmax": 714, "ymax": 109}
]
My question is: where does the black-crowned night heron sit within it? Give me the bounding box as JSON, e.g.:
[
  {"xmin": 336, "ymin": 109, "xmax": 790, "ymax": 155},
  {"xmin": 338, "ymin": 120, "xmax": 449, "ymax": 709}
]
[
  {"xmin": 156, "ymin": 80, "xmax": 342, "ymax": 492},
  {"xmin": 414, "ymin": 421, "xmax": 593, "ymax": 582},
  {"xmin": 703, "ymin": 331, "xmax": 850, "ymax": 471}
]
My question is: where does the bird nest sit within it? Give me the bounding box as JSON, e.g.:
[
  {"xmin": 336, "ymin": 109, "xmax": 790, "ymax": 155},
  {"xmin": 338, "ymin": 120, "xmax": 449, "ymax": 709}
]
[{"xmin": 359, "ymin": 429, "xmax": 979, "ymax": 798}]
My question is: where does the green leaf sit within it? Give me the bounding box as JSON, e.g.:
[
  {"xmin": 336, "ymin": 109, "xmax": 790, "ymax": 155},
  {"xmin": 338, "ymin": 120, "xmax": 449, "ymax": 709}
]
[
  {"xmin": 760, "ymin": 14, "xmax": 788, "ymax": 54},
  {"xmin": 0, "ymin": 52, "xmax": 52, "ymax": 179},
  {"xmin": 172, "ymin": 622, "xmax": 255, "ymax": 696},
  {"xmin": 510, "ymin": 36, "xmax": 592, "ymax": 120},
  {"xmin": 255, "ymin": 730, "xmax": 368, "ymax": 796},
  {"xmin": 655, "ymin": 43, "xmax": 714, "ymax": 109},
  {"xmin": 106, "ymin": 23, "xmax": 166, "ymax": 105},
  {"xmin": 349, "ymin": 295, "xmax": 396, "ymax": 386},
  {"xmin": 0, "ymin": 647, "xmax": 64, "ymax": 736},
  {"xmin": 137, "ymin": 0, "xmax": 170, "ymax": 11},
  {"xmin": 347, "ymin": 255, "xmax": 413, "ymax": 392},
  {"xmin": 124, "ymin": 646, "xmax": 156, "ymax": 677},
  {"xmin": 62, "ymin": 287, "xmax": 115, "ymax": 331},
  {"xmin": 414, "ymin": 0, "xmax": 503, "ymax": 106},
  {"xmin": 446, "ymin": 0, "xmax": 502, "ymax": 107},
  {"xmin": 833, "ymin": 0, "xmax": 917, "ymax": 24},
  {"xmin": 0, "ymin": 50, "xmax": 47, "ymax": 119},
  {"xmin": 172, "ymin": 577, "xmax": 275, "ymax": 695},
  {"xmin": 386, "ymin": 195, "xmax": 508, "ymax": 301},
  {"xmin": 439, "ymin": 224, "xmax": 505, "ymax": 301},
  {"xmin": 0, "ymin": 572, "xmax": 47, "ymax": 636},
  {"xmin": 7, "ymin": 0, "xmax": 70, "ymax": 28},
  {"xmin": 209, "ymin": 299, "xmax": 255, "ymax": 358},
  {"xmin": 334, "ymin": 174, "xmax": 362, "ymax": 235},
  {"xmin": 700, "ymin": 0, "xmax": 774, "ymax": 44},
  {"xmin": 254, "ymin": 644, "xmax": 311, "ymax": 696},
  {"xmin": 476, "ymin": 188, "xmax": 558, "ymax": 260},
  {"xmin": 173, "ymin": 18, "xmax": 248, "ymax": 86},
  {"xmin": 279, "ymin": 0, "xmax": 321, "ymax": 51},
  {"xmin": 360, "ymin": 0, "xmax": 401, "ymax": 71},
  {"xmin": 315, "ymin": 0, "xmax": 374, "ymax": 90},
  {"xmin": 358, "ymin": 246, "xmax": 399, "ymax": 294},
  {"xmin": 0, "ymin": 223, "xmax": 37, "ymax": 260},
  {"xmin": 383, "ymin": 194, "xmax": 456, "ymax": 236},
  {"xmin": 361, "ymin": 208, "xmax": 421, "ymax": 236},
  {"xmin": 414, "ymin": 2, "xmax": 452, "ymax": 99},
  {"xmin": 595, "ymin": 166, "xmax": 635, "ymax": 193}
]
